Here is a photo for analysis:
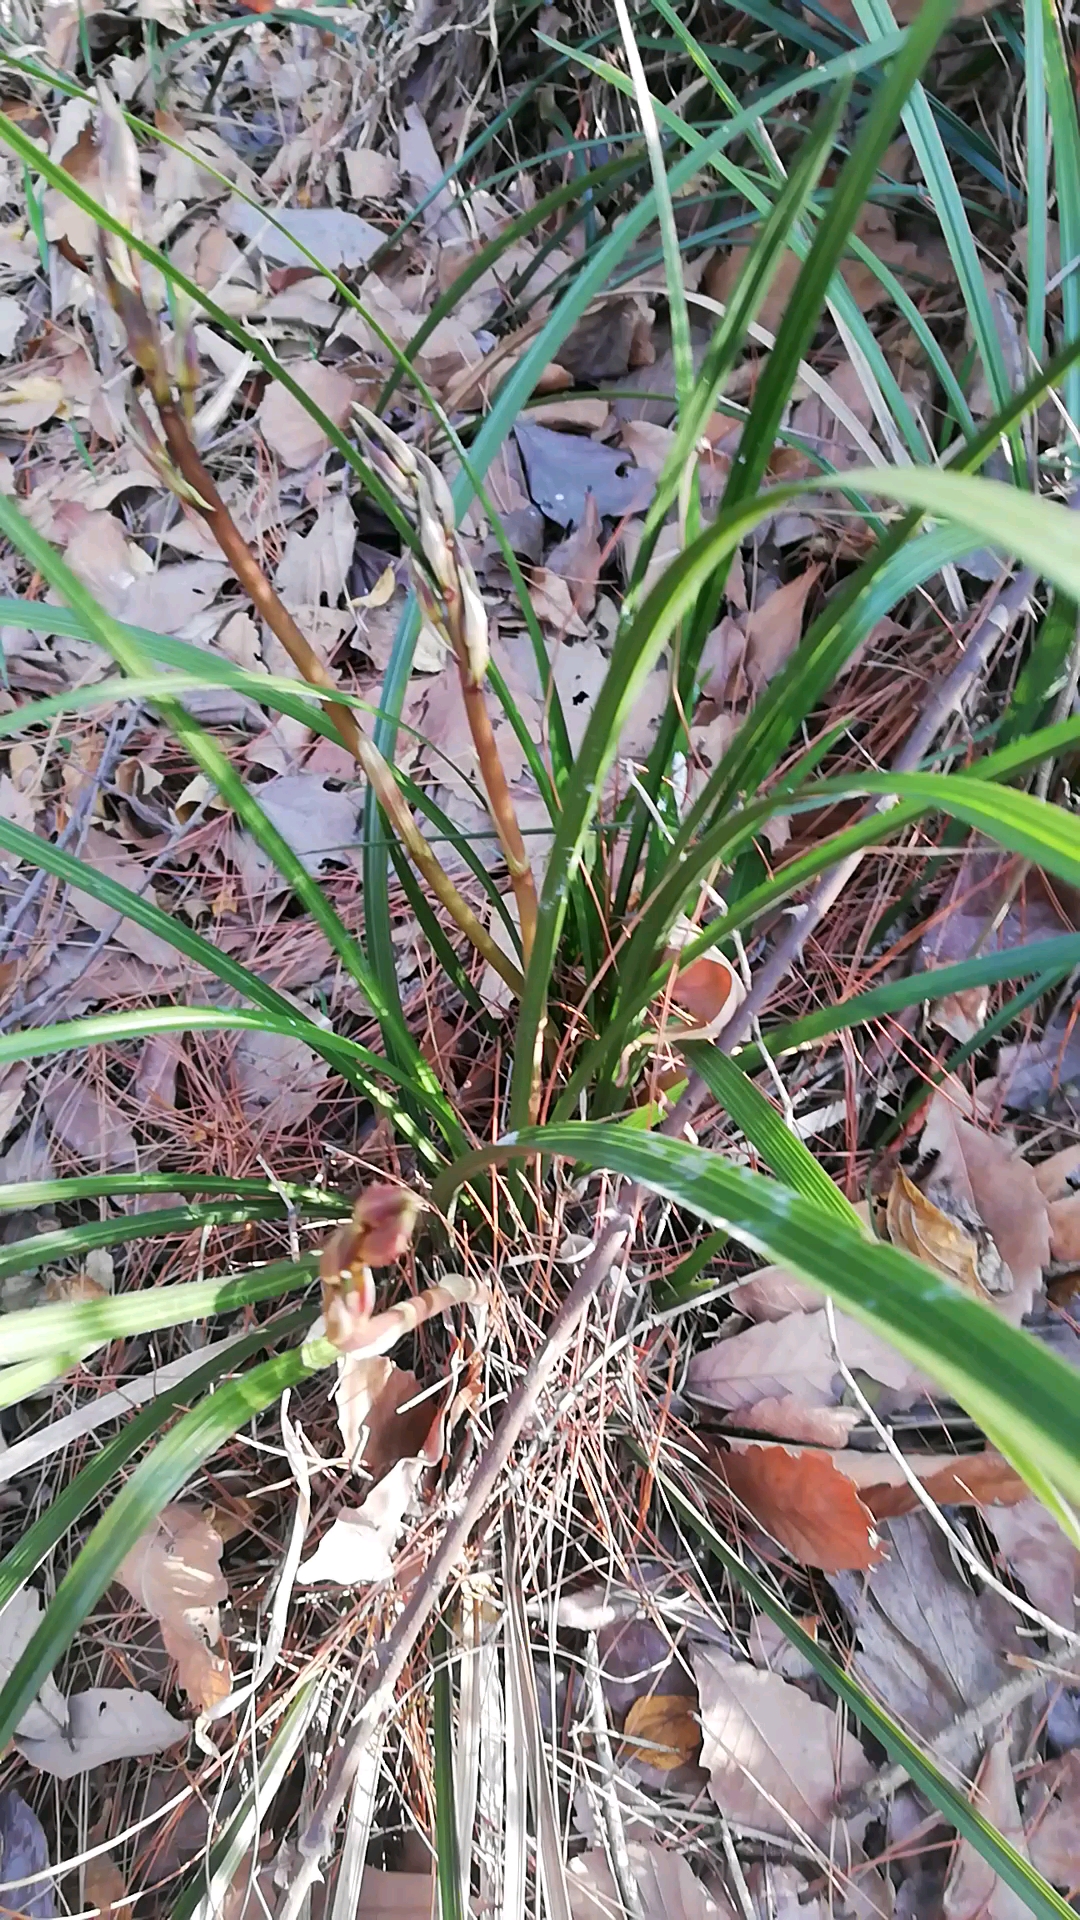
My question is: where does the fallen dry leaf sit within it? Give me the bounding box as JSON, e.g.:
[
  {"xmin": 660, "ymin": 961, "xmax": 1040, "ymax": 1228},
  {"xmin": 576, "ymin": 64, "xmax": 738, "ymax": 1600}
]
[
  {"xmin": 919, "ymin": 847, "xmax": 1078, "ymax": 1042},
  {"xmin": 84, "ymin": 1854, "xmax": 132, "ymax": 1920},
  {"xmin": 619, "ymin": 1692, "xmax": 701, "ymax": 1769},
  {"xmin": 687, "ymin": 1306, "xmax": 917, "ymax": 1416},
  {"xmin": 569, "ymin": 1842, "xmax": 733, "ymax": 1920},
  {"xmin": 16, "ymin": 1688, "xmax": 188, "ymax": 1779},
  {"xmin": 728, "ymin": 1265, "xmax": 823, "ymax": 1320},
  {"xmin": 0, "ymin": 1590, "xmax": 68, "ymax": 1743},
  {"xmin": 297, "ymin": 1457, "xmax": 424, "ymax": 1586},
  {"xmin": 944, "ymin": 1735, "xmax": 1030, "ymax": 1920},
  {"xmin": 831, "ymin": 1514, "xmax": 1017, "ymax": 1771},
  {"xmin": 1047, "ymin": 1192, "xmax": 1080, "ymax": 1264},
  {"xmin": 716, "ymin": 1438, "xmax": 887, "ymax": 1571},
  {"xmin": 117, "ymin": 1503, "xmax": 231, "ymax": 1711},
  {"xmin": 990, "ymin": 1499, "xmax": 1080, "ymax": 1630},
  {"xmin": 0, "ymin": 1788, "xmax": 55, "ymax": 1920},
  {"xmin": 1025, "ymin": 1752, "xmax": 1080, "ymax": 1888},
  {"xmin": 734, "ymin": 1398, "xmax": 862, "ymax": 1445},
  {"xmin": 514, "ymin": 419, "xmax": 652, "ymax": 526},
  {"xmin": 335, "ymin": 1353, "xmax": 395, "ymax": 1465},
  {"xmin": 742, "ymin": 564, "xmax": 822, "ymax": 692},
  {"xmin": 887, "ymin": 1167, "xmax": 988, "ymax": 1294},
  {"xmin": 840, "ymin": 1448, "xmax": 1027, "ymax": 1519},
  {"xmin": 1034, "ymin": 1142, "xmax": 1080, "ymax": 1203},
  {"xmin": 994, "ymin": 1006, "xmax": 1080, "ymax": 1114},
  {"xmin": 693, "ymin": 1646, "xmax": 872, "ymax": 1844},
  {"xmin": 342, "ymin": 147, "xmax": 400, "ymax": 200},
  {"xmin": 226, "ymin": 199, "xmax": 382, "ymax": 269},
  {"xmin": 544, "ymin": 492, "xmax": 602, "ymax": 618},
  {"xmin": 258, "ymin": 363, "xmax": 357, "ymax": 469},
  {"xmin": 356, "ymin": 1869, "xmax": 434, "ymax": 1918},
  {"xmin": 43, "ymin": 1070, "xmax": 138, "ymax": 1170},
  {"xmin": 916, "ymin": 1091, "xmax": 1051, "ymax": 1319},
  {"xmin": 232, "ymin": 1028, "xmax": 330, "ymax": 1125}
]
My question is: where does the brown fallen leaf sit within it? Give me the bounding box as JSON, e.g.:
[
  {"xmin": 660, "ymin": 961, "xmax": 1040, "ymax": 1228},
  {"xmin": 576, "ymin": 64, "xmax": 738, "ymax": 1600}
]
[
  {"xmin": 619, "ymin": 1692, "xmax": 701, "ymax": 1770},
  {"xmin": 918, "ymin": 846, "xmax": 1078, "ymax": 1043},
  {"xmin": 116, "ymin": 1502, "xmax": 231, "ymax": 1712},
  {"xmin": 1025, "ymin": 1752, "xmax": 1080, "ymax": 1889},
  {"xmin": 715, "ymin": 1439, "xmax": 887, "ymax": 1571},
  {"xmin": 692, "ymin": 1646, "xmax": 872, "ymax": 1845},
  {"xmin": 85, "ymin": 1854, "xmax": 132, "ymax": 1920},
  {"xmin": 543, "ymin": 491, "xmax": 602, "ymax": 618},
  {"xmin": 742, "ymin": 564, "xmax": 822, "ymax": 692},
  {"xmin": 886, "ymin": 1166, "xmax": 988, "ymax": 1295},
  {"xmin": 258, "ymin": 362, "xmax": 356, "ymax": 469},
  {"xmin": 917, "ymin": 1090, "xmax": 1051, "ymax": 1319},
  {"xmin": 357, "ymin": 1869, "xmax": 434, "ymax": 1918},
  {"xmin": 944, "ymin": 1735, "xmax": 1031, "ymax": 1920},
  {"xmin": 686, "ymin": 1305, "xmax": 917, "ymax": 1415},
  {"xmin": 1035, "ymin": 1141, "xmax": 1080, "ymax": 1203},
  {"xmin": 841, "ymin": 1448, "xmax": 1027, "ymax": 1519},
  {"xmin": 728, "ymin": 1265, "xmax": 823, "ymax": 1320},
  {"xmin": 734, "ymin": 1398, "xmax": 863, "ymax": 1445},
  {"xmin": 990, "ymin": 1499, "xmax": 1080, "ymax": 1630},
  {"xmin": 831, "ymin": 1514, "xmax": 1018, "ymax": 1769},
  {"xmin": 1047, "ymin": 1192, "xmax": 1080, "ymax": 1264}
]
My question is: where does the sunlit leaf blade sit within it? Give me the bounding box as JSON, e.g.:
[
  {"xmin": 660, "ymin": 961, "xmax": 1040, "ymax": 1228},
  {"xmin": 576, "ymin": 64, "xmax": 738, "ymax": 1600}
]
[{"xmin": 681, "ymin": 1045, "xmax": 859, "ymax": 1224}]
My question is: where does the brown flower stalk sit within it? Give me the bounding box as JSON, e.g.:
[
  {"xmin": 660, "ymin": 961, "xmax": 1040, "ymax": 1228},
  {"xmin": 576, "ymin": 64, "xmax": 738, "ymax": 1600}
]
[
  {"xmin": 91, "ymin": 84, "xmax": 521, "ymax": 997},
  {"xmin": 354, "ymin": 406, "xmax": 539, "ymax": 963}
]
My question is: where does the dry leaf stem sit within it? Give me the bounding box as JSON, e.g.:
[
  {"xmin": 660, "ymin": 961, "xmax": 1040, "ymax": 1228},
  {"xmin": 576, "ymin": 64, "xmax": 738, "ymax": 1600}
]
[
  {"xmin": 152, "ymin": 398, "xmax": 523, "ymax": 996},
  {"xmin": 354, "ymin": 405, "xmax": 539, "ymax": 960}
]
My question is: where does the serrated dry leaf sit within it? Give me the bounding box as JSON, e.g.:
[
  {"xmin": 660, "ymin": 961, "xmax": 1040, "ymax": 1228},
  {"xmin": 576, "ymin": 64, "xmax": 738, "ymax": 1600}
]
[
  {"xmin": 297, "ymin": 1457, "xmax": 424, "ymax": 1586},
  {"xmin": 840, "ymin": 1448, "xmax": 1026, "ymax": 1519},
  {"xmin": 569, "ymin": 1842, "xmax": 734, "ymax": 1920},
  {"xmin": 990, "ymin": 1499, "xmax": 1080, "ymax": 1630},
  {"xmin": 944, "ymin": 1736, "xmax": 1030, "ymax": 1920},
  {"xmin": 259, "ymin": 363, "xmax": 356, "ymax": 469},
  {"xmin": 687, "ymin": 1306, "xmax": 916, "ymax": 1414},
  {"xmin": 619, "ymin": 1692, "xmax": 701, "ymax": 1769},
  {"xmin": 117, "ymin": 1503, "xmax": 230, "ymax": 1711},
  {"xmin": 693, "ymin": 1647, "xmax": 872, "ymax": 1844},
  {"xmin": 16, "ymin": 1688, "xmax": 188, "ymax": 1779},
  {"xmin": 716, "ymin": 1439, "xmax": 887, "ymax": 1571}
]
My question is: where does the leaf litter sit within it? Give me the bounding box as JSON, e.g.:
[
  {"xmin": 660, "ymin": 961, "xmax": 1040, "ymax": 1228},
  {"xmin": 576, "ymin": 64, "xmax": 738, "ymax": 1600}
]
[{"xmin": 0, "ymin": 10, "xmax": 1077, "ymax": 1918}]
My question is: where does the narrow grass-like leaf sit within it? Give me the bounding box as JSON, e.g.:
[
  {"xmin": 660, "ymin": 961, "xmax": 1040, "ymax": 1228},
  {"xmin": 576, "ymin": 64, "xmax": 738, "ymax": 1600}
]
[
  {"xmin": 0, "ymin": 1255, "xmax": 319, "ymax": 1366},
  {"xmin": 0, "ymin": 1313, "xmax": 309, "ymax": 1617},
  {"xmin": 681, "ymin": 1045, "xmax": 859, "ymax": 1223}
]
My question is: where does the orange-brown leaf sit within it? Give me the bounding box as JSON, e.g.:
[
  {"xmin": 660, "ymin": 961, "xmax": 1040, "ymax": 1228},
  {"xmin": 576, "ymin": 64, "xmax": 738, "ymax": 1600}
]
[
  {"xmin": 715, "ymin": 1441, "xmax": 887, "ymax": 1571},
  {"xmin": 620, "ymin": 1693, "xmax": 701, "ymax": 1770}
]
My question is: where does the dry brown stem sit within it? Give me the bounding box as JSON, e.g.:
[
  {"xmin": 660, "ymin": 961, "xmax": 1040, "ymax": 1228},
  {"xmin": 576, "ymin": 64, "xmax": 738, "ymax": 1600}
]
[{"xmin": 149, "ymin": 396, "xmax": 522, "ymax": 997}]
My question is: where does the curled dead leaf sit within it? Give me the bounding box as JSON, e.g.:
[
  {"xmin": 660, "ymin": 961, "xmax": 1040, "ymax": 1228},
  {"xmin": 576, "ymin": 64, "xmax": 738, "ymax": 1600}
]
[
  {"xmin": 116, "ymin": 1502, "xmax": 230, "ymax": 1712},
  {"xmin": 886, "ymin": 1167, "xmax": 988, "ymax": 1295}
]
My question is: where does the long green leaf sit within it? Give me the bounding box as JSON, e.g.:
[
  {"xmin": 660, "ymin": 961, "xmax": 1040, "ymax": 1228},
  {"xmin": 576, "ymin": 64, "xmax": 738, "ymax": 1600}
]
[
  {"xmin": 0, "ymin": 1255, "xmax": 319, "ymax": 1365},
  {"xmin": 681, "ymin": 1045, "xmax": 859, "ymax": 1224}
]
